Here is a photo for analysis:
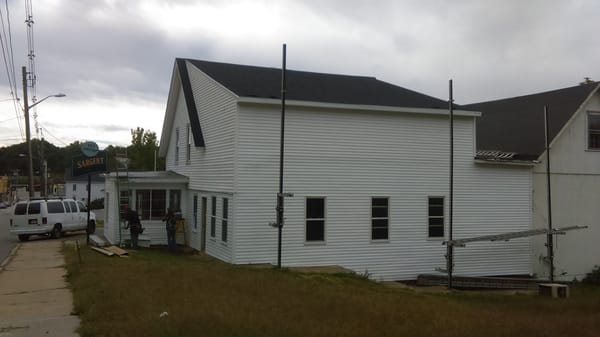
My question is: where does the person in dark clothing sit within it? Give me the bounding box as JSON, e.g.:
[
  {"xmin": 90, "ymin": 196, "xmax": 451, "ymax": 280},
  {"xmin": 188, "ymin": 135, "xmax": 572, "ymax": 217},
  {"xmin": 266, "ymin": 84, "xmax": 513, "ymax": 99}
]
[
  {"xmin": 163, "ymin": 208, "xmax": 177, "ymax": 252},
  {"xmin": 124, "ymin": 208, "xmax": 142, "ymax": 249}
]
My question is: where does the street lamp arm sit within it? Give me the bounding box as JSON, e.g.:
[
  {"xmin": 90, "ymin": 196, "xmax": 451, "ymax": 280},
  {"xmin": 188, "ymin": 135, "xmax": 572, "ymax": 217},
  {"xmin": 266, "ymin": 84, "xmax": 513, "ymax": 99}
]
[{"xmin": 28, "ymin": 93, "xmax": 66, "ymax": 110}]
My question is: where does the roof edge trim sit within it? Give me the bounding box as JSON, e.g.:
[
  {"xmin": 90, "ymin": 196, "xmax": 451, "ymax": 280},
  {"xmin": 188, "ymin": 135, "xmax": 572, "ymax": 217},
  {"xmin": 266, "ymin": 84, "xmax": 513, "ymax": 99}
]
[
  {"xmin": 176, "ymin": 59, "xmax": 205, "ymax": 147},
  {"xmin": 237, "ymin": 97, "xmax": 480, "ymax": 117}
]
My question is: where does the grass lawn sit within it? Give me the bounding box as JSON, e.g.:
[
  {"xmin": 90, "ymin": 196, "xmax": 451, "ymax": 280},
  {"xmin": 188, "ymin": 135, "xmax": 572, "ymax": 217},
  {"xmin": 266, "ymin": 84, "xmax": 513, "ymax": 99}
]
[{"xmin": 65, "ymin": 246, "xmax": 600, "ymax": 337}]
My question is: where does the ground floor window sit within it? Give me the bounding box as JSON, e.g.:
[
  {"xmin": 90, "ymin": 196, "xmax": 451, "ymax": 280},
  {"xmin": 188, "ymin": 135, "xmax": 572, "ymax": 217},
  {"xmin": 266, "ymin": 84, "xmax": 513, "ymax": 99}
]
[
  {"xmin": 169, "ymin": 190, "xmax": 181, "ymax": 212},
  {"xmin": 371, "ymin": 197, "xmax": 389, "ymax": 240},
  {"xmin": 428, "ymin": 197, "xmax": 444, "ymax": 238},
  {"xmin": 306, "ymin": 197, "xmax": 325, "ymax": 242},
  {"xmin": 222, "ymin": 198, "xmax": 228, "ymax": 242},
  {"xmin": 193, "ymin": 195, "xmax": 198, "ymax": 230},
  {"xmin": 210, "ymin": 196, "xmax": 216, "ymax": 238},
  {"xmin": 136, "ymin": 190, "xmax": 166, "ymax": 220}
]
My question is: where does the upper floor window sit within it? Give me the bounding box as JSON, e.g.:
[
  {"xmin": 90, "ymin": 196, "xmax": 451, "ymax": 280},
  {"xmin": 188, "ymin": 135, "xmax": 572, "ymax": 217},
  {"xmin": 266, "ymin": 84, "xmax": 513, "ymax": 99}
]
[
  {"xmin": 174, "ymin": 127, "xmax": 180, "ymax": 165},
  {"xmin": 186, "ymin": 124, "xmax": 191, "ymax": 163},
  {"xmin": 428, "ymin": 197, "xmax": 444, "ymax": 238},
  {"xmin": 588, "ymin": 112, "xmax": 600, "ymax": 150}
]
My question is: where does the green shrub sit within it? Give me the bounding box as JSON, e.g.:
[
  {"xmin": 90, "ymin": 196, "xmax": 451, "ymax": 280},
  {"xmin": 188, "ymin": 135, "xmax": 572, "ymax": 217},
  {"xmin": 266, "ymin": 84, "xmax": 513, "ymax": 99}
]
[
  {"xmin": 582, "ymin": 266, "xmax": 600, "ymax": 284},
  {"xmin": 90, "ymin": 198, "xmax": 104, "ymax": 210}
]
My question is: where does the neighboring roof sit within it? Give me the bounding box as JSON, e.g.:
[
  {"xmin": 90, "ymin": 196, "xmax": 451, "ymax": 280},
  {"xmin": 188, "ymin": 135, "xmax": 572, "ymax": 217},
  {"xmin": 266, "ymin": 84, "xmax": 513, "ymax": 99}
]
[
  {"xmin": 464, "ymin": 82, "xmax": 599, "ymax": 160},
  {"xmin": 183, "ymin": 58, "xmax": 449, "ymax": 110},
  {"xmin": 105, "ymin": 170, "xmax": 189, "ymax": 184},
  {"xmin": 64, "ymin": 171, "xmax": 104, "ymax": 183}
]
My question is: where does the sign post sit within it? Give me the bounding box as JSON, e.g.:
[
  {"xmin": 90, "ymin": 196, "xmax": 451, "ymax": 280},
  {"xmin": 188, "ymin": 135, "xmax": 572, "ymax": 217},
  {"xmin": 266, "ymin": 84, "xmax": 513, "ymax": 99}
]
[{"xmin": 72, "ymin": 141, "xmax": 106, "ymax": 245}]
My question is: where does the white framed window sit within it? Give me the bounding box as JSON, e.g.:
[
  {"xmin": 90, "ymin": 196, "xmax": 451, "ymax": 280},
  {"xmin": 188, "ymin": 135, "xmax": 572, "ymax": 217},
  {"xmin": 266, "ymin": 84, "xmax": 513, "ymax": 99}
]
[
  {"xmin": 428, "ymin": 196, "xmax": 444, "ymax": 238},
  {"xmin": 587, "ymin": 111, "xmax": 600, "ymax": 150},
  {"xmin": 192, "ymin": 194, "xmax": 198, "ymax": 231},
  {"xmin": 371, "ymin": 197, "xmax": 389, "ymax": 241},
  {"xmin": 186, "ymin": 123, "xmax": 191, "ymax": 163},
  {"xmin": 210, "ymin": 196, "xmax": 216, "ymax": 238},
  {"xmin": 221, "ymin": 198, "xmax": 228, "ymax": 242},
  {"xmin": 306, "ymin": 197, "xmax": 325, "ymax": 242},
  {"xmin": 174, "ymin": 127, "xmax": 180, "ymax": 165}
]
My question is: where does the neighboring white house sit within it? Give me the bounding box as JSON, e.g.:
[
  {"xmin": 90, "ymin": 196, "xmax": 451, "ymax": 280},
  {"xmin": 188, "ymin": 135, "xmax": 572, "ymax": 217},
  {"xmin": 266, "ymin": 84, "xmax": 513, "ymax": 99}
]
[
  {"xmin": 465, "ymin": 81, "xmax": 600, "ymax": 281},
  {"xmin": 65, "ymin": 172, "xmax": 105, "ymax": 203},
  {"xmin": 152, "ymin": 58, "xmax": 533, "ymax": 281}
]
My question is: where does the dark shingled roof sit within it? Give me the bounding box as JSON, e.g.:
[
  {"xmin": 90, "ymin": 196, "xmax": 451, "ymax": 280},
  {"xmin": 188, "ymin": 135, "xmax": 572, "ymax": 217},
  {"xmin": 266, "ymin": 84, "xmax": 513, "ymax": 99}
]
[
  {"xmin": 463, "ymin": 82, "xmax": 599, "ymax": 160},
  {"xmin": 184, "ymin": 59, "xmax": 448, "ymax": 110}
]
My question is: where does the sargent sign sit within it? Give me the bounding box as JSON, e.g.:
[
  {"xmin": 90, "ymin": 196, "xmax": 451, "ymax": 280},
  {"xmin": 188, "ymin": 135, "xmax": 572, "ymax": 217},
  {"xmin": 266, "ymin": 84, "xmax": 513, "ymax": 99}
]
[{"xmin": 72, "ymin": 151, "xmax": 107, "ymax": 176}]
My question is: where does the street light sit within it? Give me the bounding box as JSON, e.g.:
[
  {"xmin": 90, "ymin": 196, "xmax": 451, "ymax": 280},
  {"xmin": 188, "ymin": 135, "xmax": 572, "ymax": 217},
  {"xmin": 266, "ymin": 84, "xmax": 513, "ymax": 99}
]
[{"xmin": 22, "ymin": 65, "xmax": 66, "ymax": 198}]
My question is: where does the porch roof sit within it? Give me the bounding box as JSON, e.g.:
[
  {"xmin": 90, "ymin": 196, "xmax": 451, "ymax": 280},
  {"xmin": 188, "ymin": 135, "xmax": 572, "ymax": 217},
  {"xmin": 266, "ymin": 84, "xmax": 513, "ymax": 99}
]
[{"xmin": 105, "ymin": 171, "xmax": 189, "ymax": 184}]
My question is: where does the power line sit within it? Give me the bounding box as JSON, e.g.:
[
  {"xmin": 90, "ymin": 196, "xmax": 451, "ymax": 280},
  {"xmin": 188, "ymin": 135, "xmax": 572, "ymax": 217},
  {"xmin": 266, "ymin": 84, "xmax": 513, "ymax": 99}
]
[
  {"xmin": 41, "ymin": 126, "xmax": 68, "ymax": 146},
  {"xmin": 0, "ymin": 0, "xmax": 22, "ymax": 141}
]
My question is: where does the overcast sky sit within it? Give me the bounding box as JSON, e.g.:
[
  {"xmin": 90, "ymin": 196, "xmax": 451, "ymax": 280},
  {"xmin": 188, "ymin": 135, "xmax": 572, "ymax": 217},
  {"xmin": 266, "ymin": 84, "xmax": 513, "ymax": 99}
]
[{"xmin": 0, "ymin": 0, "xmax": 598, "ymax": 148}]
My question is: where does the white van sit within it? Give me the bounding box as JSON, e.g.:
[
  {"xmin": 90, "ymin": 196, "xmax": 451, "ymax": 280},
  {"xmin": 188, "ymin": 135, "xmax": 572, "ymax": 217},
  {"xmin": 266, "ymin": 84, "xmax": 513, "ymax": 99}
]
[{"xmin": 9, "ymin": 198, "xmax": 96, "ymax": 242}]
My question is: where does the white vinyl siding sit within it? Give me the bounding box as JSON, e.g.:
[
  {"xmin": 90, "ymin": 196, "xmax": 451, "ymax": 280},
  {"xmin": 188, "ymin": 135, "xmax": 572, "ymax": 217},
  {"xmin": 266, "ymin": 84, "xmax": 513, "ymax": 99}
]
[
  {"xmin": 531, "ymin": 93, "xmax": 600, "ymax": 280},
  {"xmin": 165, "ymin": 61, "xmax": 237, "ymax": 194},
  {"xmin": 233, "ymin": 104, "xmax": 531, "ymax": 280}
]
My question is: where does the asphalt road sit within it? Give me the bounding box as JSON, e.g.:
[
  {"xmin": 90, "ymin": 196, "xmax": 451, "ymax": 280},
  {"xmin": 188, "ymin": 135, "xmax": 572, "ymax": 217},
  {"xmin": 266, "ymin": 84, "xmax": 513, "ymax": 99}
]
[{"xmin": 0, "ymin": 207, "xmax": 18, "ymax": 263}]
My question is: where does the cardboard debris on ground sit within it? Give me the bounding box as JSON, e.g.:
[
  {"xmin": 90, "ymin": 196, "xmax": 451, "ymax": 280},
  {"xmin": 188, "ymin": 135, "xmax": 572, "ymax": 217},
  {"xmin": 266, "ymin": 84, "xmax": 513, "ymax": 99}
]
[
  {"xmin": 104, "ymin": 246, "xmax": 129, "ymax": 257},
  {"xmin": 90, "ymin": 245, "xmax": 130, "ymax": 257},
  {"xmin": 90, "ymin": 246, "xmax": 115, "ymax": 257}
]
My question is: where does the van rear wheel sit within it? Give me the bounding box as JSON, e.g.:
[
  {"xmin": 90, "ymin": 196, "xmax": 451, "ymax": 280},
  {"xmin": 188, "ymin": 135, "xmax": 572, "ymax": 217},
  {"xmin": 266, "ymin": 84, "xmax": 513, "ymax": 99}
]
[
  {"xmin": 18, "ymin": 234, "xmax": 30, "ymax": 242},
  {"xmin": 51, "ymin": 224, "xmax": 62, "ymax": 239}
]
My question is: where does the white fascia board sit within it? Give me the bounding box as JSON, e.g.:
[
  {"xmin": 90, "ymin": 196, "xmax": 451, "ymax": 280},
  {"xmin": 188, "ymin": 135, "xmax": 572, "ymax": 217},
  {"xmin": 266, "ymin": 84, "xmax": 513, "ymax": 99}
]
[
  {"xmin": 158, "ymin": 64, "xmax": 181, "ymax": 157},
  {"xmin": 237, "ymin": 97, "xmax": 481, "ymax": 117},
  {"xmin": 535, "ymin": 83, "xmax": 600, "ymax": 162},
  {"xmin": 474, "ymin": 159, "xmax": 538, "ymax": 167}
]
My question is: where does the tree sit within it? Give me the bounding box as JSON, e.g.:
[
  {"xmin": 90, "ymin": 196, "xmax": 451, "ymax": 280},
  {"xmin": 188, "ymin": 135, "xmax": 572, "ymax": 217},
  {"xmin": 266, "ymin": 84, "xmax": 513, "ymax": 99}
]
[{"xmin": 127, "ymin": 127, "xmax": 164, "ymax": 171}]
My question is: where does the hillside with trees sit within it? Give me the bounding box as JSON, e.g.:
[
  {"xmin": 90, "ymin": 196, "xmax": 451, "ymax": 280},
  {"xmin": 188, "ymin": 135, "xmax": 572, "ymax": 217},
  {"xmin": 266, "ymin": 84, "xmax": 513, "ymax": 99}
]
[{"xmin": 0, "ymin": 127, "xmax": 165, "ymax": 185}]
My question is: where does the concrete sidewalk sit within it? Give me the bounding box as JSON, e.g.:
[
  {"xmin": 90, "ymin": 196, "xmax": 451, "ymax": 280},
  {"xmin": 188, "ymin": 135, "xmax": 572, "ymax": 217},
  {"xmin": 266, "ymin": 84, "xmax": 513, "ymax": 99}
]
[{"xmin": 0, "ymin": 240, "xmax": 79, "ymax": 337}]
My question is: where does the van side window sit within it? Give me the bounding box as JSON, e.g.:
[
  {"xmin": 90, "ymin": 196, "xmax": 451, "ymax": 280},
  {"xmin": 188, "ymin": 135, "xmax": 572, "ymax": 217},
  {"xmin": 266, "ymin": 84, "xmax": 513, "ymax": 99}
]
[
  {"xmin": 77, "ymin": 201, "xmax": 87, "ymax": 212},
  {"xmin": 64, "ymin": 202, "xmax": 72, "ymax": 213},
  {"xmin": 14, "ymin": 203, "xmax": 27, "ymax": 215},
  {"xmin": 28, "ymin": 203, "xmax": 41, "ymax": 214},
  {"xmin": 69, "ymin": 201, "xmax": 78, "ymax": 213},
  {"xmin": 47, "ymin": 201, "xmax": 65, "ymax": 214}
]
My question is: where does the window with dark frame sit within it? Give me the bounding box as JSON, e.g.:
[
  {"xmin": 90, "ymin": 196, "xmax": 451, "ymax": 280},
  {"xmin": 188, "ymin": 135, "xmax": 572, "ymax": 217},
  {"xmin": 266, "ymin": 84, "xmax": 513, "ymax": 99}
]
[
  {"xmin": 186, "ymin": 123, "xmax": 191, "ymax": 163},
  {"xmin": 371, "ymin": 198, "xmax": 389, "ymax": 240},
  {"xmin": 306, "ymin": 198, "xmax": 325, "ymax": 242},
  {"xmin": 210, "ymin": 196, "xmax": 216, "ymax": 238},
  {"xmin": 428, "ymin": 197, "xmax": 444, "ymax": 238},
  {"xmin": 222, "ymin": 198, "xmax": 228, "ymax": 242},
  {"xmin": 588, "ymin": 112, "xmax": 600, "ymax": 149},
  {"xmin": 193, "ymin": 195, "xmax": 198, "ymax": 230},
  {"xmin": 175, "ymin": 127, "xmax": 180, "ymax": 165}
]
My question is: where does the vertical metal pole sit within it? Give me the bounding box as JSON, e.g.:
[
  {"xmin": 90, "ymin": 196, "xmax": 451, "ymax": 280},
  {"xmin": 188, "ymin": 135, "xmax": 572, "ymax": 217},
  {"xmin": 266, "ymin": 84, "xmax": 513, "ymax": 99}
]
[
  {"xmin": 276, "ymin": 44, "xmax": 287, "ymax": 268},
  {"xmin": 86, "ymin": 173, "xmax": 92, "ymax": 245},
  {"xmin": 22, "ymin": 66, "xmax": 34, "ymax": 198},
  {"xmin": 447, "ymin": 79, "xmax": 454, "ymax": 289},
  {"xmin": 544, "ymin": 106, "xmax": 554, "ymax": 282}
]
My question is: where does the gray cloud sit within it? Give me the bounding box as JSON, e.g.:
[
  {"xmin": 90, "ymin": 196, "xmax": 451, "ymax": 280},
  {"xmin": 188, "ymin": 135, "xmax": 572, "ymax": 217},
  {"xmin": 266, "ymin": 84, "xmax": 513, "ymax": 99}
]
[{"xmin": 1, "ymin": 0, "xmax": 599, "ymax": 146}]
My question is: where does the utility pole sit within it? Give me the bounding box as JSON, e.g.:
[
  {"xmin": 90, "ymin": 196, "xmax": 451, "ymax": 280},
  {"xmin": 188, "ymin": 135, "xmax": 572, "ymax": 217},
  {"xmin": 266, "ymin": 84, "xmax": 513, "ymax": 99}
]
[
  {"xmin": 276, "ymin": 44, "xmax": 287, "ymax": 268},
  {"xmin": 22, "ymin": 66, "xmax": 34, "ymax": 198},
  {"xmin": 447, "ymin": 79, "xmax": 454, "ymax": 289}
]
